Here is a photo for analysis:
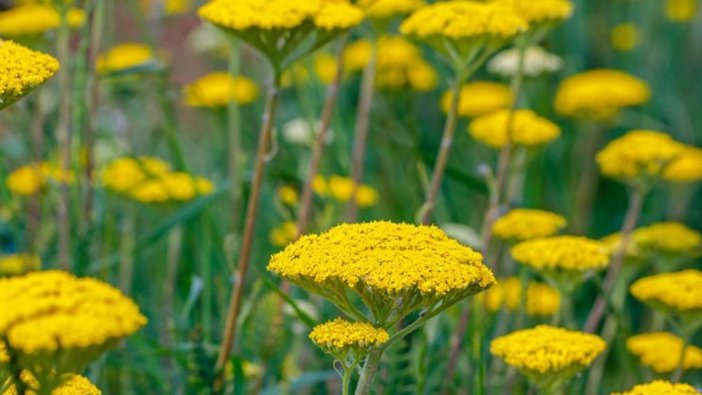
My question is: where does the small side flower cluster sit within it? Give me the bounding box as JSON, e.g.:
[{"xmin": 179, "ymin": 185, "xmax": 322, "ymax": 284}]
[
  {"xmin": 101, "ymin": 156, "xmax": 214, "ymax": 204},
  {"xmin": 611, "ymin": 380, "xmax": 701, "ymax": 395},
  {"xmin": 0, "ymin": 40, "xmax": 59, "ymax": 110},
  {"xmin": 183, "ymin": 72, "xmax": 258, "ymax": 108},
  {"xmin": 6, "ymin": 162, "xmax": 74, "ymax": 197},
  {"xmin": 468, "ymin": 109, "xmax": 561, "ymax": 149},
  {"xmin": 2, "ymin": 372, "xmax": 101, "ymax": 395},
  {"xmin": 492, "ymin": 209, "xmax": 567, "ymax": 242},
  {"xmin": 309, "ymin": 318, "xmax": 389, "ymax": 357},
  {"xmin": 626, "ymin": 332, "xmax": 702, "ymax": 374}
]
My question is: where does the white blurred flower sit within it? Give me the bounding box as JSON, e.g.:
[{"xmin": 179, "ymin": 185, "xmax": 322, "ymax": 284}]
[
  {"xmin": 488, "ymin": 46, "xmax": 562, "ymax": 78},
  {"xmin": 282, "ymin": 118, "xmax": 333, "ymax": 146}
]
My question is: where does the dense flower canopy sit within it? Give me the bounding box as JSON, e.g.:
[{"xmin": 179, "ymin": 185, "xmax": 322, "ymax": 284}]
[
  {"xmin": 0, "ymin": 40, "xmax": 59, "ymax": 110},
  {"xmin": 495, "ymin": 0, "xmax": 574, "ymax": 27},
  {"xmin": 96, "ymin": 43, "xmax": 157, "ymax": 74},
  {"xmin": 0, "ymin": 5, "xmax": 84, "ymax": 37},
  {"xmin": 183, "ymin": 72, "xmax": 258, "ymax": 108},
  {"xmin": 596, "ymin": 130, "xmax": 685, "ymax": 181},
  {"xmin": 198, "ymin": 0, "xmax": 363, "ymax": 32},
  {"xmin": 309, "ymin": 319, "xmax": 389, "ymax": 353},
  {"xmin": 511, "ymin": 236, "xmax": 609, "ymax": 273},
  {"xmin": 400, "ymin": 1, "xmax": 527, "ymax": 41},
  {"xmin": 357, "ymin": 0, "xmax": 425, "ymax": 19},
  {"xmin": 611, "ymin": 380, "xmax": 701, "ymax": 395},
  {"xmin": 441, "ymin": 82, "xmax": 513, "ymax": 117},
  {"xmin": 492, "ymin": 209, "xmax": 567, "ymax": 241},
  {"xmin": 554, "ymin": 69, "xmax": 651, "ymax": 120},
  {"xmin": 630, "ymin": 270, "xmax": 702, "ymax": 313},
  {"xmin": 626, "ymin": 332, "xmax": 702, "ymax": 373},
  {"xmin": 469, "ymin": 109, "xmax": 561, "ymax": 148},
  {"xmin": 491, "ymin": 325, "xmax": 606, "ymax": 375},
  {"xmin": 268, "ymin": 221, "xmax": 495, "ymax": 304}
]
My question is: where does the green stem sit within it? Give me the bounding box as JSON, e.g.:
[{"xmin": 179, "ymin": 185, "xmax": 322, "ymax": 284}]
[
  {"xmin": 341, "ymin": 361, "xmax": 356, "ymax": 395},
  {"xmin": 354, "ymin": 348, "xmax": 383, "ymax": 395}
]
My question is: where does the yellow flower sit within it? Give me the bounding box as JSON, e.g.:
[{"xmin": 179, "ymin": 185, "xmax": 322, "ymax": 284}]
[
  {"xmin": 129, "ymin": 173, "xmax": 213, "ymax": 204},
  {"xmin": 490, "ymin": 325, "xmax": 605, "ymax": 382},
  {"xmin": 494, "ymin": 0, "xmax": 574, "ymax": 27},
  {"xmin": 96, "ymin": 43, "xmax": 157, "ymax": 75},
  {"xmin": 0, "ymin": 254, "xmax": 40, "ymax": 276},
  {"xmin": 596, "ymin": 130, "xmax": 685, "ymax": 182},
  {"xmin": 400, "ymin": 1, "xmax": 527, "ymax": 41},
  {"xmin": 357, "ymin": 0, "xmax": 425, "ymax": 19},
  {"xmin": 666, "ymin": 0, "xmax": 698, "ymax": 22},
  {"xmin": 313, "ymin": 53, "xmax": 338, "ymax": 85},
  {"xmin": 268, "ymin": 221, "xmax": 495, "ymax": 310},
  {"xmin": 183, "ymin": 72, "xmax": 258, "ymax": 108},
  {"xmin": 327, "ymin": 175, "xmax": 379, "ymax": 207},
  {"xmin": 468, "ymin": 109, "xmax": 560, "ymax": 148},
  {"xmin": 611, "ymin": 23, "xmax": 639, "ymax": 52},
  {"xmin": 142, "ymin": 0, "xmax": 193, "ymax": 15},
  {"xmin": 2, "ymin": 372, "xmax": 101, "ymax": 395},
  {"xmin": 483, "ymin": 277, "xmax": 560, "ymax": 316},
  {"xmin": 277, "ymin": 185, "xmax": 299, "ymax": 206},
  {"xmin": 611, "ymin": 380, "xmax": 701, "ymax": 395},
  {"xmin": 664, "ymin": 146, "xmax": 702, "ymax": 183},
  {"xmin": 0, "ymin": 40, "xmax": 59, "ymax": 111},
  {"xmin": 630, "ymin": 270, "xmax": 702, "ymax": 313},
  {"xmin": 554, "ymin": 69, "xmax": 651, "ymax": 120},
  {"xmin": 441, "ymin": 82, "xmax": 513, "ymax": 118},
  {"xmin": 0, "ymin": 5, "xmax": 84, "ymax": 37},
  {"xmin": 344, "ymin": 40, "xmax": 374, "ymax": 71},
  {"xmin": 6, "ymin": 162, "xmax": 74, "ymax": 196},
  {"xmin": 101, "ymin": 156, "xmax": 171, "ymax": 194},
  {"xmin": 198, "ymin": 0, "xmax": 363, "ymax": 32},
  {"xmin": 633, "ymin": 222, "xmax": 702, "ymax": 256},
  {"xmin": 312, "ymin": 175, "xmax": 329, "ymax": 196},
  {"xmin": 0, "ymin": 270, "xmax": 146, "ymax": 380},
  {"xmin": 492, "ymin": 209, "xmax": 567, "ymax": 242},
  {"xmin": 270, "ymin": 221, "xmax": 298, "ymax": 247},
  {"xmin": 511, "ymin": 236, "xmax": 609, "ymax": 273},
  {"xmin": 309, "ymin": 318, "xmax": 388, "ymax": 354},
  {"xmin": 626, "ymin": 332, "xmax": 702, "ymax": 374}
]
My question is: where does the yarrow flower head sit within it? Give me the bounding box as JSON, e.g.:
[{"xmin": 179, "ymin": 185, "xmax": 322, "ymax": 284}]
[
  {"xmin": 666, "ymin": 0, "xmax": 698, "ymax": 22},
  {"xmin": 309, "ymin": 318, "xmax": 389, "ymax": 359},
  {"xmin": 492, "ymin": 209, "xmax": 567, "ymax": 242},
  {"xmin": 0, "ymin": 270, "xmax": 146, "ymax": 387},
  {"xmin": 2, "ymin": 372, "xmax": 101, "ymax": 395},
  {"xmin": 630, "ymin": 270, "xmax": 702, "ymax": 318},
  {"xmin": 555, "ymin": 69, "xmax": 651, "ymax": 120},
  {"xmin": 491, "ymin": 325, "xmax": 605, "ymax": 392},
  {"xmin": 6, "ymin": 162, "xmax": 74, "ymax": 196},
  {"xmin": 198, "ymin": 0, "xmax": 363, "ymax": 71},
  {"xmin": 611, "ymin": 380, "xmax": 701, "ymax": 395},
  {"xmin": 357, "ymin": 0, "xmax": 425, "ymax": 20},
  {"xmin": 183, "ymin": 72, "xmax": 258, "ymax": 108},
  {"xmin": 0, "ymin": 254, "xmax": 40, "ymax": 277},
  {"xmin": 96, "ymin": 43, "xmax": 159, "ymax": 75},
  {"xmin": 494, "ymin": 0, "xmax": 574, "ymax": 29},
  {"xmin": 469, "ymin": 109, "xmax": 561, "ymax": 149},
  {"xmin": 0, "ymin": 5, "xmax": 84, "ymax": 37},
  {"xmin": 633, "ymin": 222, "xmax": 702, "ymax": 260},
  {"xmin": 626, "ymin": 332, "xmax": 702, "ymax": 374},
  {"xmin": 482, "ymin": 277, "xmax": 560, "ymax": 317},
  {"xmin": 664, "ymin": 146, "xmax": 702, "ymax": 183},
  {"xmin": 488, "ymin": 46, "xmax": 562, "ymax": 77},
  {"xmin": 0, "ymin": 40, "xmax": 59, "ymax": 111},
  {"xmin": 596, "ymin": 130, "xmax": 685, "ymax": 184},
  {"xmin": 511, "ymin": 236, "xmax": 609, "ymax": 293},
  {"xmin": 441, "ymin": 82, "xmax": 513, "ymax": 118},
  {"xmin": 268, "ymin": 221, "xmax": 495, "ymax": 323}
]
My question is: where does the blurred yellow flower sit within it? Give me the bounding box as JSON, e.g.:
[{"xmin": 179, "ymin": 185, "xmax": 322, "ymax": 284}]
[
  {"xmin": 6, "ymin": 162, "xmax": 74, "ymax": 197},
  {"xmin": 666, "ymin": 0, "xmax": 698, "ymax": 22},
  {"xmin": 495, "ymin": 0, "xmax": 574, "ymax": 27},
  {"xmin": 633, "ymin": 222, "xmax": 702, "ymax": 256},
  {"xmin": 596, "ymin": 130, "xmax": 685, "ymax": 182},
  {"xmin": 96, "ymin": 43, "xmax": 157, "ymax": 75},
  {"xmin": 483, "ymin": 277, "xmax": 560, "ymax": 316},
  {"xmin": 492, "ymin": 209, "xmax": 567, "ymax": 242},
  {"xmin": 357, "ymin": 0, "xmax": 425, "ymax": 19},
  {"xmin": 102, "ymin": 156, "xmax": 171, "ymax": 194},
  {"xmin": 555, "ymin": 69, "xmax": 651, "ymax": 120},
  {"xmin": 314, "ymin": 175, "xmax": 379, "ymax": 207},
  {"xmin": 313, "ymin": 53, "xmax": 338, "ymax": 85},
  {"xmin": 511, "ymin": 236, "xmax": 610, "ymax": 273},
  {"xmin": 184, "ymin": 72, "xmax": 258, "ymax": 108},
  {"xmin": 469, "ymin": 109, "xmax": 561, "ymax": 148},
  {"xmin": 491, "ymin": 325, "xmax": 605, "ymax": 381},
  {"xmin": 0, "ymin": 5, "xmax": 84, "ymax": 36},
  {"xmin": 2, "ymin": 372, "xmax": 101, "ymax": 395},
  {"xmin": 1, "ymin": 40, "xmax": 59, "ymax": 111},
  {"xmin": 309, "ymin": 318, "xmax": 388, "ymax": 354},
  {"xmin": 630, "ymin": 270, "xmax": 702, "ymax": 313},
  {"xmin": 270, "ymin": 221, "xmax": 298, "ymax": 247},
  {"xmin": 611, "ymin": 23, "xmax": 639, "ymax": 52},
  {"xmin": 277, "ymin": 185, "xmax": 299, "ymax": 206},
  {"xmin": 612, "ymin": 380, "xmax": 701, "ymax": 395},
  {"xmin": 441, "ymin": 82, "xmax": 513, "ymax": 118},
  {"xmin": 664, "ymin": 146, "xmax": 702, "ymax": 183},
  {"xmin": 627, "ymin": 332, "xmax": 702, "ymax": 373},
  {"xmin": 0, "ymin": 254, "xmax": 40, "ymax": 277}
]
